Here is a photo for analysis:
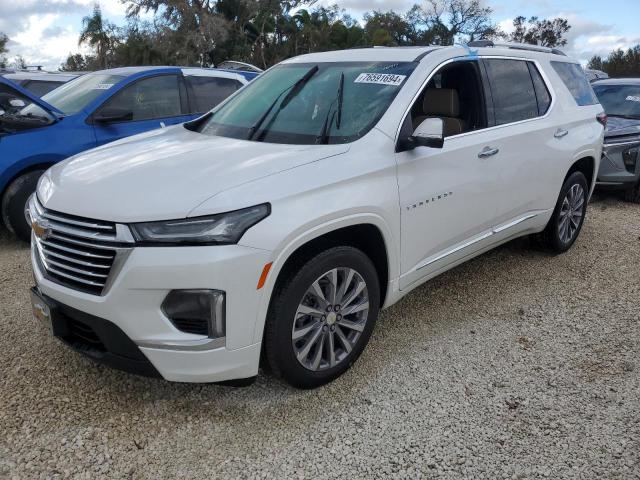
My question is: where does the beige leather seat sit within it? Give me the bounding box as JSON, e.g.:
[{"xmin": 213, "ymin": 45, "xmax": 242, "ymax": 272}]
[{"xmin": 413, "ymin": 88, "xmax": 467, "ymax": 137}]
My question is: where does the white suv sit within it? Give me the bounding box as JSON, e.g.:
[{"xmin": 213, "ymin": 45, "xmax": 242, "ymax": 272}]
[{"xmin": 28, "ymin": 42, "xmax": 604, "ymax": 388}]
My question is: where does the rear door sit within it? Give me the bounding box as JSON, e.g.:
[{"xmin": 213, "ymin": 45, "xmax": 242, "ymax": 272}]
[
  {"xmin": 478, "ymin": 57, "xmax": 562, "ymax": 227},
  {"xmin": 183, "ymin": 73, "xmax": 245, "ymax": 116},
  {"xmin": 92, "ymin": 74, "xmax": 192, "ymax": 146}
]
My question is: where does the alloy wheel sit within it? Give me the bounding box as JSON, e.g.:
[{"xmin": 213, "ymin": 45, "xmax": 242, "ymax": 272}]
[
  {"xmin": 558, "ymin": 183, "xmax": 585, "ymax": 244},
  {"xmin": 291, "ymin": 267, "xmax": 369, "ymax": 371}
]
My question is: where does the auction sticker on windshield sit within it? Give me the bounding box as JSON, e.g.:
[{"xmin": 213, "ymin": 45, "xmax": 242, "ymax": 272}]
[
  {"xmin": 354, "ymin": 73, "xmax": 406, "ymax": 86},
  {"xmin": 93, "ymin": 83, "xmax": 114, "ymax": 90}
]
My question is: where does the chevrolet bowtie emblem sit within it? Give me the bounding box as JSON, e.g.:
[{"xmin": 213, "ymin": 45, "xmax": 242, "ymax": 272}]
[{"xmin": 31, "ymin": 219, "xmax": 52, "ymax": 241}]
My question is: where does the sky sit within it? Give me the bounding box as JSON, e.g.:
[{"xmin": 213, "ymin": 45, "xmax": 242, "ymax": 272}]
[{"xmin": 0, "ymin": 0, "xmax": 638, "ymax": 70}]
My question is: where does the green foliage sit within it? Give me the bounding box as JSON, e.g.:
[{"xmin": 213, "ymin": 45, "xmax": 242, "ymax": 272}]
[
  {"xmin": 589, "ymin": 45, "xmax": 640, "ymax": 77},
  {"xmin": 64, "ymin": 0, "xmax": 567, "ymax": 71},
  {"xmin": 508, "ymin": 16, "xmax": 570, "ymax": 48}
]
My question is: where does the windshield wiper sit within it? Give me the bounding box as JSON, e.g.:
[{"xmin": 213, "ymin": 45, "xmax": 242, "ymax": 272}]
[
  {"xmin": 316, "ymin": 72, "xmax": 344, "ymax": 145},
  {"xmin": 247, "ymin": 65, "xmax": 319, "ymax": 141}
]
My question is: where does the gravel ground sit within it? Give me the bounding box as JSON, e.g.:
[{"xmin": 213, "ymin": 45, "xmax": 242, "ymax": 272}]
[{"xmin": 0, "ymin": 193, "xmax": 638, "ymax": 479}]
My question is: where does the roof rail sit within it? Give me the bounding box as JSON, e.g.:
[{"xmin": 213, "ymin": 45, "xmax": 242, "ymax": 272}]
[{"xmin": 467, "ymin": 40, "xmax": 566, "ymax": 56}]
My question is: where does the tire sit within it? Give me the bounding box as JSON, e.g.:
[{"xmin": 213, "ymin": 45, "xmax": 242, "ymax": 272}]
[
  {"xmin": 1, "ymin": 170, "xmax": 44, "ymax": 243},
  {"xmin": 264, "ymin": 246, "xmax": 380, "ymax": 389},
  {"xmin": 536, "ymin": 171, "xmax": 589, "ymax": 253},
  {"xmin": 623, "ymin": 180, "xmax": 640, "ymax": 204}
]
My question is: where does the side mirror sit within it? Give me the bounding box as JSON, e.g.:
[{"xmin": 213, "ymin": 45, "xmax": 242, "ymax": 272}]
[
  {"xmin": 93, "ymin": 107, "xmax": 133, "ymax": 124},
  {"xmin": 410, "ymin": 118, "xmax": 444, "ymax": 149},
  {"xmin": 9, "ymin": 98, "xmax": 26, "ymax": 108}
]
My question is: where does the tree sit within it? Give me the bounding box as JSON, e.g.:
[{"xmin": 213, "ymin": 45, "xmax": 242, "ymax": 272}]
[
  {"xmin": 590, "ymin": 45, "xmax": 640, "ymax": 77},
  {"xmin": 587, "ymin": 55, "xmax": 603, "ymax": 71},
  {"xmin": 79, "ymin": 4, "xmax": 118, "ymax": 69},
  {"xmin": 59, "ymin": 53, "xmax": 98, "ymax": 71},
  {"xmin": 0, "ymin": 32, "xmax": 8, "ymax": 68},
  {"xmin": 508, "ymin": 16, "xmax": 570, "ymax": 48},
  {"xmin": 13, "ymin": 55, "xmax": 27, "ymax": 69},
  {"xmin": 420, "ymin": 0, "xmax": 499, "ymax": 45}
]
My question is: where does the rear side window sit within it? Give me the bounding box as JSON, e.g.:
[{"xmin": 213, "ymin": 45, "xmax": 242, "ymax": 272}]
[
  {"xmin": 551, "ymin": 62, "xmax": 598, "ymax": 106},
  {"xmin": 185, "ymin": 76, "xmax": 242, "ymax": 113},
  {"xmin": 484, "ymin": 59, "xmax": 539, "ymax": 125},
  {"xmin": 23, "ymin": 80, "xmax": 63, "ymax": 97},
  {"xmin": 527, "ymin": 63, "xmax": 551, "ymax": 115},
  {"xmin": 98, "ymin": 75, "xmax": 181, "ymax": 121}
]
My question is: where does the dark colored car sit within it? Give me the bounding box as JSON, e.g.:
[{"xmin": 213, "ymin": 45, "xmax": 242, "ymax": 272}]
[
  {"xmin": 592, "ymin": 78, "xmax": 640, "ymax": 202},
  {"xmin": 1, "ymin": 71, "xmax": 82, "ymax": 97},
  {"xmin": 585, "ymin": 69, "xmax": 609, "ymax": 83}
]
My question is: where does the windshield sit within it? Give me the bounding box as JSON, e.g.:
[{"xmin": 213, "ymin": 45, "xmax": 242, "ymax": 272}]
[
  {"xmin": 593, "ymin": 84, "xmax": 640, "ymax": 119},
  {"xmin": 36, "ymin": 73, "xmax": 124, "ymax": 115},
  {"xmin": 198, "ymin": 61, "xmax": 417, "ymax": 144}
]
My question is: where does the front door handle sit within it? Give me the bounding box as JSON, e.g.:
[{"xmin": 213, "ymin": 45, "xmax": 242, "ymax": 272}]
[
  {"xmin": 478, "ymin": 146, "xmax": 499, "ymax": 158},
  {"xmin": 554, "ymin": 128, "xmax": 569, "ymax": 139}
]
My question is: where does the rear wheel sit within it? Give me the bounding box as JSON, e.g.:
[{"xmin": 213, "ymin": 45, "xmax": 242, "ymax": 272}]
[
  {"xmin": 536, "ymin": 171, "xmax": 589, "ymax": 253},
  {"xmin": 623, "ymin": 180, "xmax": 640, "ymax": 204},
  {"xmin": 1, "ymin": 170, "xmax": 44, "ymax": 243},
  {"xmin": 265, "ymin": 246, "xmax": 380, "ymax": 389}
]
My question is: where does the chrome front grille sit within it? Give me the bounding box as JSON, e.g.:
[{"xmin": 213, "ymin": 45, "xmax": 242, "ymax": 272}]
[{"xmin": 28, "ymin": 196, "xmax": 133, "ymax": 296}]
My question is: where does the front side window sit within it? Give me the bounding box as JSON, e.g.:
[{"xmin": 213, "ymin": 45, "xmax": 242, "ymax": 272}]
[
  {"xmin": 38, "ymin": 73, "xmax": 124, "ymax": 114},
  {"xmin": 406, "ymin": 59, "xmax": 487, "ymax": 137},
  {"xmin": 551, "ymin": 62, "xmax": 598, "ymax": 106},
  {"xmin": 198, "ymin": 61, "xmax": 417, "ymax": 145},
  {"xmin": 97, "ymin": 75, "xmax": 182, "ymax": 122},
  {"xmin": 186, "ymin": 76, "xmax": 242, "ymax": 113},
  {"xmin": 484, "ymin": 59, "xmax": 539, "ymax": 125},
  {"xmin": 592, "ymin": 84, "xmax": 640, "ymax": 119}
]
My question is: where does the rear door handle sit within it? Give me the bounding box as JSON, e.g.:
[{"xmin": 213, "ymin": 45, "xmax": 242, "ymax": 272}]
[
  {"xmin": 478, "ymin": 146, "xmax": 499, "ymax": 158},
  {"xmin": 554, "ymin": 128, "xmax": 569, "ymax": 139}
]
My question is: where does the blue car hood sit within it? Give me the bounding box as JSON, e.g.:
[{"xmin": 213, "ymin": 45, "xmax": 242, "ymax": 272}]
[{"xmin": 0, "ymin": 76, "xmax": 63, "ymax": 115}]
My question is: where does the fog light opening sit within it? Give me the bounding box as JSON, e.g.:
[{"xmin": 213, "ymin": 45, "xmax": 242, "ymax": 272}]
[{"xmin": 161, "ymin": 290, "xmax": 226, "ymax": 339}]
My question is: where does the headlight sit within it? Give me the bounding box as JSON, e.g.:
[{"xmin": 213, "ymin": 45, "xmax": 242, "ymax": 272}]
[{"xmin": 130, "ymin": 204, "xmax": 270, "ymax": 245}]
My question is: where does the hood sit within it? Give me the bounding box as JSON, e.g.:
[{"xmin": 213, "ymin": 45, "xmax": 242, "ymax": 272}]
[
  {"xmin": 39, "ymin": 126, "xmax": 350, "ymax": 222},
  {"xmin": 0, "ymin": 76, "xmax": 63, "ymax": 116},
  {"xmin": 605, "ymin": 116, "xmax": 640, "ymax": 139}
]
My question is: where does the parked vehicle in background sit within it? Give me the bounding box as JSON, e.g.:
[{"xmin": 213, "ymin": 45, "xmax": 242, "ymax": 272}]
[
  {"xmin": 592, "ymin": 78, "xmax": 640, "ymax": 203},
  {"xmin": 0, "ymin": 66, "xmax": 257, "ymax": 241},
  {"xmin": 27, "ymin": 43, "xmax": 603, "ymax": 388},
  {"xmin": 217, "ymin": 61, "xmax": 264, "ymax": 73},
  {"xmin": 585, "ymin": 69, "xmax": 609, "ymax": 83},
  {"xmin": 2, "ymin": 71, "xmax": 82, "ymax": 97}
]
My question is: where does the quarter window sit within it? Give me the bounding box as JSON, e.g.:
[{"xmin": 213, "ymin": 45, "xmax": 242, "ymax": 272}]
[
  {"xmin": 97, "ymin": 75, "xmax": 182, "ymax": 122},
  {"xmin": 185, "ymin": 76, "xmax": 242, "ymax": 113},
  {"xmin": 551, "ymin": 62, "xmax": 598, "ymax": 106},
  {"xmin": 527, "ymin": 63, "xmax": 552, "ymax": 115},
  {"xmin": 484, "ymin": 59, "xmax": 539, "ymax": 125}
]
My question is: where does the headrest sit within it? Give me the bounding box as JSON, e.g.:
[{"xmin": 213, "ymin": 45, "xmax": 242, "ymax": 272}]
[{"xmin": 423, "ymin": 88, "xmax": 460, "ymax": 117}]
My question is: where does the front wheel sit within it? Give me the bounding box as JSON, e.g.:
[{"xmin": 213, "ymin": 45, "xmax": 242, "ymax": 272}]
[
  {"xmin": 536, "ymin": 171, "xmax": 589, "ymax": 253},
  {"xmin": 1, "ymin": 170, "xmax": 45, "ymax": 243},
  {"xmin": 264, "ymin": 246, "xmax": 380, "ymax": 389}
]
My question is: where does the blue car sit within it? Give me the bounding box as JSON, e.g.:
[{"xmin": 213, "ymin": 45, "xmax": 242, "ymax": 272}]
[{"xmin": 0, "ymin": 66, "xmax": 258, "ymax": 241}]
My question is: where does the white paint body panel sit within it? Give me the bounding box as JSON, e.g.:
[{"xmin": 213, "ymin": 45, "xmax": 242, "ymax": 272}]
[{"xmin": 33, "ymin": 46, "xmax": 604, "ymax": 382}]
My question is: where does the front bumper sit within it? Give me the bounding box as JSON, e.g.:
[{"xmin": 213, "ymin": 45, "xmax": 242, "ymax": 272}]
[{"xmin": 32, "ymin": 241, "xmax": 272, "ymax": 383}]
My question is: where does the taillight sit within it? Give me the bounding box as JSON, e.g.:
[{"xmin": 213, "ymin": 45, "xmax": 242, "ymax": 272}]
[{"xmin": 596, "ymin": 112, "xmax": 607, "ymax": 128}]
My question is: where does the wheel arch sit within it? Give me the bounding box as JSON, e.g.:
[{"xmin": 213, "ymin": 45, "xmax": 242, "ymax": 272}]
[
  {"xmin": 251, "ymin": 215, "xmax": 397, "ymax": 344},
  {"xmin": 564, "ymin": 155, "xmax": 596, "ymax": 193}
]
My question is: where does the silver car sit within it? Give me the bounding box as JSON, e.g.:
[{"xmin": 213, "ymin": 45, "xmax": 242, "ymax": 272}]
[{"xmin": 593, "ymin": 78, "xmax": 640, "ymax": 203}]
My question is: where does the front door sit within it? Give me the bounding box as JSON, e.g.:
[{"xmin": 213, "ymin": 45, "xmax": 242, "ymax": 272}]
[{"xmin": 395, "ymin": 59, "xmax": 502, "ymax": 290}]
